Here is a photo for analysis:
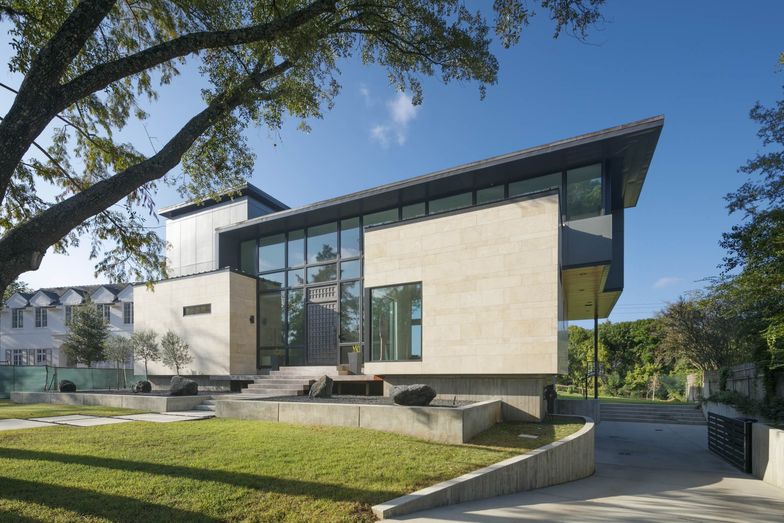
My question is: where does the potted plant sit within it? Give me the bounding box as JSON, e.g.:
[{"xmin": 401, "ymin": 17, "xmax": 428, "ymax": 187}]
[{"xmin": 348, "ymin": 344, "xmax": 363, "ymax": 375}]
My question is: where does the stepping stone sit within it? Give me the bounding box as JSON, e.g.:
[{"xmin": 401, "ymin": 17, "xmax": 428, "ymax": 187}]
[
  {"xmin": 117, "ymin": 413, "xmax": 203, "ymax": 423},
  {"xmin": 59, "ymin": 417, "xmax": 134, "ymax": 427},
  {"xmin": 30, "ymin": 415, "xmax": 97, "ymax": 423},
  {"xmin": 0, "ymin": 419, "xmax": 54, "ymax": 431}
]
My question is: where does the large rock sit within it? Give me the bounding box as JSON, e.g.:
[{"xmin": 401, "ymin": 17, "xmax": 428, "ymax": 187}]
[
  {"xmin": 309, "ymin": 375, "xmax": 333, "ymax": 398},
  {"xmin": 169, "ymin": 375, "xmax": 198, "ymax": 396},
  {"xmin": 392, "ymin": 384, "xmax": 436, "ymax": 406},
  {"xmin": 58, "ymin": 380, "xmax": 76, "ymax": 393},
  {"xmin": 133, "ymin": 380, "xmax": 152, "ymax": 394}
]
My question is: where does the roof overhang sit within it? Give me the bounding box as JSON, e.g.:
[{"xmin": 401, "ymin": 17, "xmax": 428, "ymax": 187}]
[
  {"xmin": 159, "ymin": 183, "xmax": 289, "ymax": 219},
  {"xmin": 217, "ymin": 115, "xmax": 663, "ymax": 242}
]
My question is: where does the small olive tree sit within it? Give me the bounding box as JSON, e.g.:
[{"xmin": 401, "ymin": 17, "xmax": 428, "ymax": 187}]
[
  {"xmin": 160, "ymin": 331, "xmax": 192, "ymax": 376},
  {"xmin": 104, "ymin": 334, "xmax": 133, "ymax": 387},
  {"xmin": 130, "ymin": 328, "xmax": 160, "ymax": 376}
]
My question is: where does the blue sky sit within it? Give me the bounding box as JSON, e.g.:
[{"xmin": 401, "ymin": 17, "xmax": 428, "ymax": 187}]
[{"xmin": 3, "ymin": 1, "xmax": 783, "ymax": 323}]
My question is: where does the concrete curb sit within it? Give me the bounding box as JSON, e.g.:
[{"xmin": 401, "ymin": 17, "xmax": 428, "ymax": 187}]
[
  {"xmin": 216, "ymin": 398, "xmax": 502, "ymax": 444},
  {"xmin": 10, "ymin": 391, "xmax": 208, "ymax": 413},
  {"xmin": 371, "ymin": 415, "xmax": 595, "ymax": 520}
]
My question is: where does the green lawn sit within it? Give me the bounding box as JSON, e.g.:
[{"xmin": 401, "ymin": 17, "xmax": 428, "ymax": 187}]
[
  {"xmin": 0, "ymin": 399, "xmax": 146, "ymax": 419},
  {"xmin": 556, "ymin": 392, "xmax": 696, "ymax": 405},
  {"xmin": 0, "ymin": 416, "xmax": 582, "ymax": 522}
]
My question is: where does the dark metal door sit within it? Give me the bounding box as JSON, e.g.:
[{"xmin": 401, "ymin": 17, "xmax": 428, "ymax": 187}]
[{"xmin": 307, "ymin": 285, "xmax": 338, "ymax": 365}]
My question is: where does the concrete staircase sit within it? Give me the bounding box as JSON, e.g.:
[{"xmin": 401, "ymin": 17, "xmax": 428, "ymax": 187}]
[
  {"xmin": 240, "ymin": 366, "xmax": 336, "ymax": 397},
  {"xmin": 601, "ymin": 403, "xmax": 706, "ymax": 425}
]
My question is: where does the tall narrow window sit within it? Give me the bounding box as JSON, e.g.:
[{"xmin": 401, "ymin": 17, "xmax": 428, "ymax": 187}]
[
  {"xmin": 96, "ymin": 304, "xmax": 111, "ymax": 324},
  {"xmin": 240, "ymin": 240, "xmax": 257, "ymax": 274},
  {"xmin": 370, "ymin": 283, "xmax": 422, "ymax": 361},
  {"xmin": 36, "ymin": 349, "xmax": 48, "ymax": 365},
  {"xmin": 65, "ymin": 305, "xmax": 73, "ymax": 326},
  {"xmin": 123, "ymin": 302, "xmax": 134, "ymax": 324},
  {"xmin": 565, "ymin": 164, "xmax": 603, "ymax": 220},
  {"xmin": 11, "ymin": 349, "xmax": 23, "ymax": 365},
  {"xmin": 35, "ymin": 307, "xmax": 47, "ymax": 328},
  {"xmin": 11, "ymin": 308, "xmax": 23, "ymax": 329},
  {"xmin": 340, "ymin": 218, "xmax": 361, "ymax": 258}
]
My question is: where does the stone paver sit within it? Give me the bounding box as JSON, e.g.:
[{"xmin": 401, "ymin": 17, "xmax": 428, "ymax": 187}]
[
  {"xmin": 58, "ymin": 417, "xmax": 134, "ymax": 427},
  {"xmin": 386, "ymin": 421, "xmax": 784, "ymax": 522},
  {"xmin": 30, "ymin": 415, "xmax": 97, "ymax": 422},
  {"xmin": 0, "ymin": 419, "xmax": 53, "ymax": 431}
]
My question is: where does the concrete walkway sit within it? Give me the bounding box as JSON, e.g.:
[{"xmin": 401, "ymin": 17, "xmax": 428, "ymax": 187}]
[
  {"xmin": 387, "ymin": 421, "xmax": 784, "ymax": 522},
  {"xmin": 0, "ymin": 411, "xmax": 213, "ymax": 431}
]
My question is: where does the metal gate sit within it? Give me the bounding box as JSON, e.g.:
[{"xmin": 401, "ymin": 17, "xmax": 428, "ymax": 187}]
[
  {"xmin": 307, "ymin": 285, "xmax": 338, "ymax": 365},
  {"xmin": 707, "ymin": 412, "xmax": 754, "ymax": 472}
]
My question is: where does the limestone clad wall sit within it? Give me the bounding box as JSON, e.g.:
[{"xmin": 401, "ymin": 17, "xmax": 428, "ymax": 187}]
[
  {"xmin": 363, "ymin": 193, "xmax": 561, "ymax": 377},
  {"xmin": 133, "ymin": 269, "xmax": 256, "ymax": 376}
]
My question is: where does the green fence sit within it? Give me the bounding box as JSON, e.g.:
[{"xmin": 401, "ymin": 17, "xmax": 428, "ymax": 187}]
[{"xmin": 0, "ymin": 366, "xmax": 144, "ymax": 398}]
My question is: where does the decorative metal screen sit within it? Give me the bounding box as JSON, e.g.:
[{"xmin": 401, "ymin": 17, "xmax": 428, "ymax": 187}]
[{"xmin": 307, "ymin": 285, "xmax": 338, "ymax": 364}]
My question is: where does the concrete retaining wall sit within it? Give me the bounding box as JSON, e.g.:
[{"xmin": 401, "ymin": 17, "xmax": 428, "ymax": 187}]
[
  {"xmin": 216, "ymin": 399, "xmax": 502, "ymax": 444},
  {"xmin": 372, "ymin": 416, "xmax": 595, "ymax": 519},
  {"xmin": 752, "ymin": 422, "xmax": 784, "ymax": 490},
  {"xmin": 10, "ymin": 391, "xmax": 206, "ymax": 413},
  {"xmin": 556, "ymin": 399, "xmax": 601, "ymax": 423}
]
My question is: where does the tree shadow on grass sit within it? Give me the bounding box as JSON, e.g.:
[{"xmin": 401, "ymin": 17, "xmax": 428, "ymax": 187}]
[
  {"xmin": 0, "ymin": 477, "xmax": 220, "ymax": 522},
  {"xmin": 0, "ymin": 447, "xmax": 400, "ymax": 506}
]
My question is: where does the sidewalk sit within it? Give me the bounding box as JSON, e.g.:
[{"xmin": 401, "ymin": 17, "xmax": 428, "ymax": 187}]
[{"xmin": 0, "ymin": 410, "xmax": 214, "ymax": 431}]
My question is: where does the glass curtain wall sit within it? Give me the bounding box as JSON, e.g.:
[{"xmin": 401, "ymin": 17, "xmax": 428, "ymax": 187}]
[{"xmin": 243, "ymin": 162, "xmax": 603, "ymax": 367}]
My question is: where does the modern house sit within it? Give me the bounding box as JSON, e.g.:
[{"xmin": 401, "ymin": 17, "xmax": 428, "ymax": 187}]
[
  {"xmin": 1, "ymin": 284, "xmax": 134, "ymax": 368},
  {"xmin": 134, "ymin": 116, "xmax": 663, "ymax": 419}
]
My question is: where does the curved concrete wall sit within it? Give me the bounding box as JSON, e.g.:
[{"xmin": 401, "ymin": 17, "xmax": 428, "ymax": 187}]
[{"xmin": 372, "ymin": 416, "xmax": 595, "ymax": 519}]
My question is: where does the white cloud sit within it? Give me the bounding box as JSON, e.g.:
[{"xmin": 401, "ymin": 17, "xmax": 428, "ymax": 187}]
[
  {"xmin": 368, "ymin": 91, "xmax": 419, "ymax": 148},
  {"xmin": 387, "ymin": 91, "xmax": 417, "ymax": 125},
  {"xmin": 653, "ymin": 276, "xmax": 682, "ymax": 289},
  {"xmin": 369, "ymin": 124, "xmax": 391, "ymax": 148},
  {"xmin": 359, "ymin": 84, "xmax": 373, "ymax": 107}
]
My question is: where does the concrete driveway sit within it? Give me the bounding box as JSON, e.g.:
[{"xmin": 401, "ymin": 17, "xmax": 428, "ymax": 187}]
[{"xmin": 387, "ymin": 421, "xmax": 784, "ymax": 522}]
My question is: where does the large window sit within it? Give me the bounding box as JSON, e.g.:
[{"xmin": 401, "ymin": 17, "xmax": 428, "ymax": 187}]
[
  {"xmin": 123, "ymin": 302, "xmax": 134, "ymax": 324},
  {"xmin": 565, "ymin": 164, "xmax": 602, "ymax": 220},
  {"xmin": 259, "ymin": 233, "xmax": 286, "ymax": 272},
  {"xmin": 12, "ymin": 308, "xmax": 23, "ymax": 329},
  {"xmin": 96, "ymin": 304, "xmax": 111, "ymax": 324},
  {"xmin": 307, "ymin": 222, "xmax": 338, "ymax": 263},
  {"xmin": 35, "ymin": 307, "xmax": 47, "ymax": 328},
  {"xmin": 240, "ymin": 240, "xmax": 256, "ymax": 274},
  {"xmin": 370, "ymin": 283, "xmax": 422, "ymax": 361}
]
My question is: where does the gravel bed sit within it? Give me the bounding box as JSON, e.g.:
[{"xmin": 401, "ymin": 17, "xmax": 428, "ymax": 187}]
[{"xmin": 254, "ymin": 394, "xmax": 474, "ymax": 407}]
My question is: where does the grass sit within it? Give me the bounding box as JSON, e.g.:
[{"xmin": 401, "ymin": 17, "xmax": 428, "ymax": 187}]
[
  {"xmin": 0, "ymin": 400, "xmax": 146, "ymax": 419},
  {"xmin": 0, "ymin": 416, "xmax": 583, "ymax": 522},
  {"xmin": 556, "ymin": 391, "xmax": 696, "ymax": 405},
  {"xmin": 469, "ymin": 415, "xmax": 584, "ymax": 451}
]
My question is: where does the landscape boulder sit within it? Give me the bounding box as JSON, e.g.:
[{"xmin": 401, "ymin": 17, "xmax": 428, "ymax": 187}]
[
  {"xmin": 133, "ymin": 380, "xmax": 152, "ymax": 394},
  {"xmin": 58, "ymin": 380, "xmax": 76, "ymax": 393},
  {"xmin": 309, "ymin": 375, "xmax": 333, "ymax": 398},
  {"xmin": 169, "ymin": 375, "xmax": 198, "ymax": 396},
  {"xmin": 392, "ymin": 384, "xmax": 436, "ymax": 406}
]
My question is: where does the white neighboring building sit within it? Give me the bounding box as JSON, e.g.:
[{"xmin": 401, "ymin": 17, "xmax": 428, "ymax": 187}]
[{"xmin": 0, "ymin": 284, "xmax": 134, "ymax": 368}]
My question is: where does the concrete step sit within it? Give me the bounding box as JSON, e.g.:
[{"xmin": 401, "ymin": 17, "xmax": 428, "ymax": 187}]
[
  {"xmin": 602, "ymin": 416, "xmax": 706, "ymax": 425},
  {"xmin": 601, "ymin": 407, "xmax": 704, "ymax": 415},
  {"xmin": 602, "ymin": 412, "xmax": 705, "ymax": 420},
  {"xmin": 240, "ymin": 387, "xmax": 306, "ymax": 396},
  {"xmin": 193, "ymin": 404, "xmax": 216, "ymax": 412},
  {"xmin": 252, "ymin": 378, "xmax": 315, "ymax": 385},
  {"xmin": 601, "ymin": 403, "xmax": 700, "ymax": 412},
  {"xmin": 272, "ymin": 366, "xmax": 336, "ymax": 376},
  {"xmin": 202, "ymin": 400, "xmax": 217, "ymax": 405},
  {"xmin": 246, "ymin": 382, "xmax": 310, "ymax": 390}
]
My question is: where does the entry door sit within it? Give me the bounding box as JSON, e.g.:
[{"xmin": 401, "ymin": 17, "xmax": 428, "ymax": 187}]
[{"xmin": 307, "ymin": 285, "xmax": 338, "ymax": 365}]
